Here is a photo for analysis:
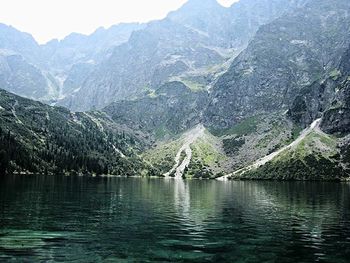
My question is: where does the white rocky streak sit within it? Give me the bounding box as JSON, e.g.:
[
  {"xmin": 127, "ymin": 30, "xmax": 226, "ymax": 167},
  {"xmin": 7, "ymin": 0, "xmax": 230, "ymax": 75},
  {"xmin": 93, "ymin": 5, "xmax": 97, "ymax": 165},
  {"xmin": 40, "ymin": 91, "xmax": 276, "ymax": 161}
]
[
  {"xmin": 164, "ymin": 124, "xmax": 205, "ymax": 179},
  {"xmin": 113, "ymin": 145, "xmax": 126, "ymax": 158},
  {"xmin": 217, "ymin": 119, "xmax": 323, "ymax": 181},
  {"xmin": 11, "ymin": 100, "xmax": 23, "ymax": 125}
]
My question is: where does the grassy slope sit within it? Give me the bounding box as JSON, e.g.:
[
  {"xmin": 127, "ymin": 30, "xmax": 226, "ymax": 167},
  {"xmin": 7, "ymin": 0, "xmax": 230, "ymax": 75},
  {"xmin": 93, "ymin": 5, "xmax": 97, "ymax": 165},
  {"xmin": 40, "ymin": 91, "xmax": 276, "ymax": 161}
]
[
  {"xmin": 233, "ymin": 130, "xmax": 348, "ymax": 180},
  {"xmin": 142, "ymin": 113, "xmax": 299, "ymax": 178},
  {"xmin": 186, "ymin": 131, "xmax": 227, "ymax": 178},
  {"xmin": 142, "ymin": 136, "xmax": 184, "ymax": 175}
]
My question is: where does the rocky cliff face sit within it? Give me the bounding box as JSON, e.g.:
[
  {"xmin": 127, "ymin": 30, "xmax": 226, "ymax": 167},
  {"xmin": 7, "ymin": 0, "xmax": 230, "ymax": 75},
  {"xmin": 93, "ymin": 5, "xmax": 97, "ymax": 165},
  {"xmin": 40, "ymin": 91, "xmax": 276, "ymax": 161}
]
[
  {"xmin": 287, "ymin": 40, "xmax": 350, "ymax": 134},
  {"xmin": 0, "ymin": 23, "xmax": 143, "ymax": 103},
  {"xmin": 0, "ymin": 24, "xmax": 42, "ymax": 65},
  {"xmin": 0, "ymin": 24, "xmax": 58, "ymax": 100},
  {"xmin": 58, "ymin": 0, "xmax": 301, "ymax": 111},
  {"xmin": 0, "ymin": 52, "xmax": 57, "ymax": 100},
  {"xmin": 0, "ymin": 0, "xmax": 309, "ymax": 111},
  {"xmin": 41, "ymin": 23, "xmax": 144, "ymax": 71},
  {"xmin": 103, "ymin": 82, "xmax": 208, "ymax": 139},
  {"xmin": 320, "ymin": 46, "xmax": 350, "ymax": 135},
  {"xmin": 205, "ymin": 0, "xmax": 350, "ymax": 129}
]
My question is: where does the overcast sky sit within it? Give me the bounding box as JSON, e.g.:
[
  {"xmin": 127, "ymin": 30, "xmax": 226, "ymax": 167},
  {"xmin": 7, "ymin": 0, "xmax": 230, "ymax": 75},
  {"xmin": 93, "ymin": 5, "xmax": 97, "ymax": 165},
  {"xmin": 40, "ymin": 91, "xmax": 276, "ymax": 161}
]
[{"xmin": 0, "ymin": 0, "xmax": 238, "ymax": 44}]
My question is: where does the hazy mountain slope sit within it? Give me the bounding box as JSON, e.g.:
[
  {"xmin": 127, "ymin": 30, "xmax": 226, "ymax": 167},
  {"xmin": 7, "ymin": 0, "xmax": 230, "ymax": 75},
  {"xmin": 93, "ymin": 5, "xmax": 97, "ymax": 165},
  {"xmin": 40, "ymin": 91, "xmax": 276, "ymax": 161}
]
[
  {"xmin": 0, "ymin": 0, "xmax": 306, "ymax": 110},
  {"xmin": 0, "ymin": 24, "xmax": 58, "ymax": 100},
  {"xmin": 0, "ymin": 53, "xmax": 58, "ymax": 100},
  {"xmin": 41, "ymin": 23, "xmax": 144, "ymax": 71},
  {"xmin": 225, "ymin": 0, "xmax": 307, "ymax": 48},
  {"xmin": 0, "ymin": 89, "xmax": 152, "ymax": 176},
  {"xmin": 0, "ymin": 23, "xmax": 143, "ymax": 102},
  {"xmin": 0, "ymin": 23, "xmax": 42, "ymax": 65},
  {"xmin": 59, "ymin": 0, "xmax": 302, "ymax": 111},
  {"xmin": 205, "ymin": 0, "xmax": 350, "ymax": 129}
]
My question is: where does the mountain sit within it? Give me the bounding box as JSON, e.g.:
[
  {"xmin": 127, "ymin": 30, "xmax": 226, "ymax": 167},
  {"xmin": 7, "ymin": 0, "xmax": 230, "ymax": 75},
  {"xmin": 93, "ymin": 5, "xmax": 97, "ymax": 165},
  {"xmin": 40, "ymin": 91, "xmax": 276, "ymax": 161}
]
[
  {"xmin": 0, "ymin": 89, "xmax": 153, "ymax": 176},
  {"xmin": 1, "ymin": 0, "xmax": 350, "ymax": 180},
  {"xmin": 319, "ymin": 45, "xmax": 350, "ymax": 135},
  {"xmin": 103, "ymin": 81, "xmax": 208, "ymax": 139},
  {"xmin": 0, "ymin": 52, "xmax": 58, "ymax": 100},
  {"xmin": 0, "ymin": 22, "xmax": 143, "ymax": 103},
  {"xmin": 0, "ymin": 23, "xmax": 42, "ymax": 65},
  {"xmin": 41, "ymin": 23, "xmax": 144, "ymax": 71},
  {"xmin": 288, "ymin": 44, "xmax": 350, "ymax": 134},
  {"xmin": 205, "ymin": 0, "xmax": 350, "ymax": 129},
  {"xmin": 0, "ymin": 0, "xmax": 308, "ymax": 111},
  {"xmin": 0, "ymin": 24, "xmax": 58, "ymax": 100},
  {"xmin": 208, "ymin": 0, "xmax": 350, "ymax": 180},
  {"xmin": 134, "ymin": 0, "xmax": 350, "ymax": 180},
  {"xmin": 58, "ymin": 0, "xmax": 303, "ymax": 111}
]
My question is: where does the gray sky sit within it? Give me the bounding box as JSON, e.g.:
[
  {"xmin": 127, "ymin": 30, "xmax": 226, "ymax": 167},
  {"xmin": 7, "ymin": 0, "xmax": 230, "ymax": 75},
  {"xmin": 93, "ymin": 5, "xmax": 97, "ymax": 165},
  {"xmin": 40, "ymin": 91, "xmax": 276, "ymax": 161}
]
[{"xmin": 0, "ymin": 0, "xmax": 238, "ymax": 44}]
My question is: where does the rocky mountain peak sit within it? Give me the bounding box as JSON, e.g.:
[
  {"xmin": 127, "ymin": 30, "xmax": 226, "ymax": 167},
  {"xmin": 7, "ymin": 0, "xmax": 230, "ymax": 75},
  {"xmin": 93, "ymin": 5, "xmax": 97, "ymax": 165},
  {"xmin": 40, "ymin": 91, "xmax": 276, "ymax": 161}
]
[
  {"xmin": 182, "ymin": 0, "xmax": 222, "ymax": 8},
  {"xmin": 168, "ymin": 0, "xmax": 226, "ymax": 24}
]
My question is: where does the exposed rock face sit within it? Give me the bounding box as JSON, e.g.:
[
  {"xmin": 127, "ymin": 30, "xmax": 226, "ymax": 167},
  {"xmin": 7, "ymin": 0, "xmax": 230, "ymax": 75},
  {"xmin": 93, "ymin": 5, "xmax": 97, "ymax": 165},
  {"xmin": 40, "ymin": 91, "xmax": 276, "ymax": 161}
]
[
  {"xmin": 287, "ymin": 79, "xmax": 336, "ymax": 128},
  {"xmin": 0, "ymin": 0, "xmax": 309, "ymax": 111},
  {"xmin": 58, "ymin": 0, "xmax": 302, "ymax": 111},
  {"xmin": 0, "ymin": 23, "xmax": 143, "ymax": 102},
  {"xmin": 60, "ymin": 63, "xmax": 94, "ymax": 98},
  {"xmin": 0, "ymin": 53, "xmax": 55, "ymax": 100},
  {"xmin": 322, "ymin": 108, "xmax": 350, "ymax": 135},
  {"xmin": 320, "ymin": 47, "xmax": 350, "ymax": 134},
  {"xmin": 287, "ymin": 43, "xmax": 350, "ymax": 134},
  {"xmin": 103, "ymin": 82, "xmax": 208, "ymax": 138},
  {"xmin": 205, "ymin": 0, "xmax": 350, "ymax": 129},
  {"xmin": 41, "ymin": 23, "xmax": 144, "ymax": 71},
  {"xmin": 0, "ymin": 24, "xmax": 42, "ymax": 65},
  {"xmin": 226, "ymin": 0, "xmax": 307, "ymax": 48}
]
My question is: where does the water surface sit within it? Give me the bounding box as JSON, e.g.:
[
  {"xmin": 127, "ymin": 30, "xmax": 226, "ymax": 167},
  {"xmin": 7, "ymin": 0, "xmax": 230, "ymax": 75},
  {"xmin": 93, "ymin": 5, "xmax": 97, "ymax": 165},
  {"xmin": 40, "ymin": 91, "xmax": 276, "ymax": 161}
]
[{"xmin": 0, "ymin": 175, "xmax": 350, "ymax": 262}]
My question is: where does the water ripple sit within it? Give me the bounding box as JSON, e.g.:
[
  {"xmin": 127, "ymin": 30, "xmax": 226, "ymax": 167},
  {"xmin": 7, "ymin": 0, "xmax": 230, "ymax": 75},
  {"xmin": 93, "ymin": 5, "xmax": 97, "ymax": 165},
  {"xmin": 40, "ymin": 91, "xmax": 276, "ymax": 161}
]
[{"xmin": 0, "ymin": 176, "xmax": 350, "ymax": 262}]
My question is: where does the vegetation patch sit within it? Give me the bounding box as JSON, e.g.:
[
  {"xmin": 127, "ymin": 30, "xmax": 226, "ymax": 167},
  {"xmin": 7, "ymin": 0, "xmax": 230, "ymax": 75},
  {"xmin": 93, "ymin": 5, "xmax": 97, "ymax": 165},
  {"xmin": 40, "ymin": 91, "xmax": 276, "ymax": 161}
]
[
  {"xmin": 0, "ymin": 90, "xmax": 151, "ymax": 176},
  {"xmin": 185, "ymin": 132, "xmax": 227, "ymax": 178},
  {"xmin": 233, "ymin": 131, "xmax": 346, "ymax": 181},
  {"xmin": 329, "ymin": 69, "xmax": 341, "ymax": 80},
  {"xmin": 223, "ymin": 137, "xmax": 245, "ymax": 155},
  {"xmin": 180, "ymin": 79, "xmax": 207, "ymax": 92},
  {"xmin": 142, "ymin": 138, "xmax": 183, "ymax": 175},
  {"xmin": 234, "ymin": 153, "xmax": 345, "ymax": 181},
  {"xmin": 154, "ymin": 125, "xmax": 172, "ymax": 140},
  {"xmin": 211, "ymin": 115, "xmax": 259, "ymax": 137}
]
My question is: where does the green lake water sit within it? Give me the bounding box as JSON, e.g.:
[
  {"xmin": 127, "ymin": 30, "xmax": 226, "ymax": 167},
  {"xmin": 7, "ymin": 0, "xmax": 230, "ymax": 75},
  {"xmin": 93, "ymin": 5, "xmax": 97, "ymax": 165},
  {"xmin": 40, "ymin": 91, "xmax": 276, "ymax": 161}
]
[{"xmin": 0, "ymin": 175, "xmax": 350, "ymax": 262}]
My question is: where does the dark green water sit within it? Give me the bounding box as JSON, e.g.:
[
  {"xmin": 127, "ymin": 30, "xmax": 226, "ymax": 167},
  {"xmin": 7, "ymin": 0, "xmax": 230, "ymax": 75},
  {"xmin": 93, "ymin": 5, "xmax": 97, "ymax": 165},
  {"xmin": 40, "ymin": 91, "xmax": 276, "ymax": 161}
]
[{"xmin": 0, "ymin": 175, "xmax": 350, "ymax": 262}]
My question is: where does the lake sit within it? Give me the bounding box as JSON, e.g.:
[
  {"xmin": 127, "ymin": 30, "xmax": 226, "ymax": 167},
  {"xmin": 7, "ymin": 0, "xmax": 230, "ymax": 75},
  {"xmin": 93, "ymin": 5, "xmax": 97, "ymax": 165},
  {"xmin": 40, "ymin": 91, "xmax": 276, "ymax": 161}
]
[{"xmin": 0, "ymin": 175, "xmax": 350, "ymax": 262}]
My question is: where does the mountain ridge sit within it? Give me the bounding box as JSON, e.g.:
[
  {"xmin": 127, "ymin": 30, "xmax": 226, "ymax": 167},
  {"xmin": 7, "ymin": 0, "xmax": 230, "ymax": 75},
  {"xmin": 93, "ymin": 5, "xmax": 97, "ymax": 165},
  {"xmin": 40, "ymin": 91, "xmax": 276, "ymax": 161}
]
[{"xmin": 0, "ymin": 0, "xmax": 350, "ymax": 180}]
